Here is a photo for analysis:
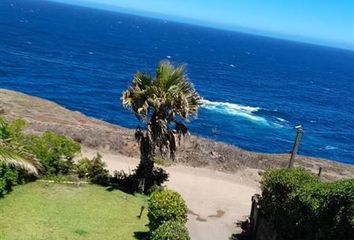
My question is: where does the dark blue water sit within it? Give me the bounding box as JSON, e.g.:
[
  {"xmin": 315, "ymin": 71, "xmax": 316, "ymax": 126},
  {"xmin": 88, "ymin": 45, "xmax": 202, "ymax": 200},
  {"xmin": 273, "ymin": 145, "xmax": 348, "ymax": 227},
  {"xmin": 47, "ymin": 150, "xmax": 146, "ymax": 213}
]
[{"xmin": 1, "ymin": 0, "xmax": 353, "ymax": 164}]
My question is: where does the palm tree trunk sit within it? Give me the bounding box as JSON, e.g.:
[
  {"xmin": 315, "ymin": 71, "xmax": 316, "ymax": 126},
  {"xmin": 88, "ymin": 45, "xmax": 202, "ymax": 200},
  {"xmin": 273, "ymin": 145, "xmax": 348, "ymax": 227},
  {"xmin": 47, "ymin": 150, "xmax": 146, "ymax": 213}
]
[{"xmin": 135, "ymin": 132, "xmax": 155, "ymax": 192}]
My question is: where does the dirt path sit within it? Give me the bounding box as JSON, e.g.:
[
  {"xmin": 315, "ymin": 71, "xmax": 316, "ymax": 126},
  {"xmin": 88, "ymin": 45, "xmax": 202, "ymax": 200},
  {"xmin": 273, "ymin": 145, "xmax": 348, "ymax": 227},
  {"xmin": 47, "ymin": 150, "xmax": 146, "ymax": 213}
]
[{"xmin": 83, "ymin": 148, "xmax": 260, "ymax": 240}]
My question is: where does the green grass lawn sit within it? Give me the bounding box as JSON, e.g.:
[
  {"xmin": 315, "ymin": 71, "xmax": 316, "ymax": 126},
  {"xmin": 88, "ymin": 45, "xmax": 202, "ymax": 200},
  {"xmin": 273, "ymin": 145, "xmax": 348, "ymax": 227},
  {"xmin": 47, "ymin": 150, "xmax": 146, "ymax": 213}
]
[{"xmin": 0, "ymin": 182, "xmax": 148, "ymax": 240}]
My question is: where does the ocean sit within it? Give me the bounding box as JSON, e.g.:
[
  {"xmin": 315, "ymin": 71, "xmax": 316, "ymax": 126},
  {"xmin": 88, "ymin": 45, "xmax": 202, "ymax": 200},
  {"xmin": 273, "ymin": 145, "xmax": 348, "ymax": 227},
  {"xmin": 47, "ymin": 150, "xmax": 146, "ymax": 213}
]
[{"xmin": 0, "ymin": 0, "xmax": 353, "ymax": 164}]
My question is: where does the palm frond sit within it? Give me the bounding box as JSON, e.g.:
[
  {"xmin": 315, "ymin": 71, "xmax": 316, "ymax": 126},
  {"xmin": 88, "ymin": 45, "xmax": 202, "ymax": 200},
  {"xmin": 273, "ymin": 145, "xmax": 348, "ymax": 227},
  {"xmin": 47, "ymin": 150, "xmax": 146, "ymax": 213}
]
[
  {"xmin": 122, "ymin": 72, "xmax": 154, "ymax": 120},
  {"xmin": 0, "ymin": 141, "xmax": 40, "ymax": 175},
  {"xmin": 122, "ymin": 60, "xmax": 202, "ymax": 161}
]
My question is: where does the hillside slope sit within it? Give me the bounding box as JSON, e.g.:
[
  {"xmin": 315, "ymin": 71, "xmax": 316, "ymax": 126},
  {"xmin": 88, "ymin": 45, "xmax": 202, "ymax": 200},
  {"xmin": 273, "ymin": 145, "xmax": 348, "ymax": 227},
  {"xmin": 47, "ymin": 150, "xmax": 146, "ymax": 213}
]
[{"xmin": 0, "ymin": 89, "xmax": 353, "ymax": 180}]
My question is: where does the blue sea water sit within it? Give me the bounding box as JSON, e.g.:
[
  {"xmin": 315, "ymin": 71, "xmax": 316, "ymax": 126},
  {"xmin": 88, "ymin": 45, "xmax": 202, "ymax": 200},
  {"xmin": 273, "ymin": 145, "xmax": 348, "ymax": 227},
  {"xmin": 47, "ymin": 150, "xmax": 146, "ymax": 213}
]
[{"xmin": 0, "ymin": 0, "xmax": 353, "ymax": 164}]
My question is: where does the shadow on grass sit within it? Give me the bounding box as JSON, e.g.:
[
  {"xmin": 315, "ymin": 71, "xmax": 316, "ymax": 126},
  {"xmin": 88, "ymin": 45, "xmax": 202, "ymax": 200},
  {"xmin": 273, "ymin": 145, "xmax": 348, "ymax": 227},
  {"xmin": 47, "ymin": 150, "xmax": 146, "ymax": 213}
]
[
  {"xmin": 105, "ymin": 172, "xmax": 140, "ymax": 195},
  {"xmin": 105, "ymin": 184, "xmax": 136, "ymax": 195},
  {"xmin": 134, "ymin": 231, "xmax": 149, "ymax": 240}
]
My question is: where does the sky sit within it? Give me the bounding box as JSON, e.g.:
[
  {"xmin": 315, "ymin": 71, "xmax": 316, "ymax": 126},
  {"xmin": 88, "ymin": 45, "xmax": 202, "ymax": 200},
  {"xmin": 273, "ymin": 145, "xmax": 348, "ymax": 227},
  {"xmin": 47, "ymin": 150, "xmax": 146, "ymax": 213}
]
[{"xmin": 52, "ymin": 0, "xmax": 354, "ymax": 50}]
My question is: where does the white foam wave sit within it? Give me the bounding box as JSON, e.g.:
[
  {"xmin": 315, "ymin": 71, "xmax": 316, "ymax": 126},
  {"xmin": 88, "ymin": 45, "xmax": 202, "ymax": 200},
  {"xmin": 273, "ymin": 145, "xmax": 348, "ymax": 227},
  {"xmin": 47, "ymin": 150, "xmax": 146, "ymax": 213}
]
[
  {"xmin": 273, "ymin": 122, "xmax": 284, "ymax": 128},
  {"xmin": 276, "ymin": 117, "xmax": 287, "ymax": 122},
  {"xmin": 201, "ymin": 99, "xmax": 267, "ymax": 124},
  {"xmin": 325, "ymin": 145, "xmax": 338, "ymax": 150}
]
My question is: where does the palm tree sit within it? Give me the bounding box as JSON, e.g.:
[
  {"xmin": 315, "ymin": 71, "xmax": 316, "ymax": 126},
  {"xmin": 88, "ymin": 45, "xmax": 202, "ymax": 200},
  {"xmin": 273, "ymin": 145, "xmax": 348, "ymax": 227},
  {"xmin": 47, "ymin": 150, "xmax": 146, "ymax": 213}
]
[
  {"xmin": 0, "ymin": 117, "xmax": 40, "ymax": 175},
  {"xmin": 0, "ymin": 140, "xmax": 40, "ymax": 175},
  {"xmin": 122, "ymin": 60, "xmax": 201, "ymax": 191}
]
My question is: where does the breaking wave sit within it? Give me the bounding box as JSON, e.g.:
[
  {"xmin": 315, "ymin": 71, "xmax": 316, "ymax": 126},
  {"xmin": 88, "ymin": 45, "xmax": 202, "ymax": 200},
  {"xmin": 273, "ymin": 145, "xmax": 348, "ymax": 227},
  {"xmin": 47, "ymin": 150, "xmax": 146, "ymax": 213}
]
[{"xmin": 201, "ymin": 99, "xmax": 268, "ymax": 124}]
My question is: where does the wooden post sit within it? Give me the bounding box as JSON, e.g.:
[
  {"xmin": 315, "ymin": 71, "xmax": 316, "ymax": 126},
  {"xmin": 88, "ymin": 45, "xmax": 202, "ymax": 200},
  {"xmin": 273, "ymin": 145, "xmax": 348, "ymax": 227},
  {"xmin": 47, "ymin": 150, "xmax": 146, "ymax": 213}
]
[
  {"xmin": 138, "ymin": 206, "xmax": 145, "ymax": 219},
  {"xmin": 288, "ymin": 125, "xmax": 303, "ymax": 168},
  {"xmin": 318, "ymin": 167, "xmax": 322, "ymax": 178},
  {"xmin": 250, "ymin": 196, "xmax": 256, "ymax": 220},
  {"xmin": 250, "ymin": 194, "xmax": 260, "ymax": 239}
]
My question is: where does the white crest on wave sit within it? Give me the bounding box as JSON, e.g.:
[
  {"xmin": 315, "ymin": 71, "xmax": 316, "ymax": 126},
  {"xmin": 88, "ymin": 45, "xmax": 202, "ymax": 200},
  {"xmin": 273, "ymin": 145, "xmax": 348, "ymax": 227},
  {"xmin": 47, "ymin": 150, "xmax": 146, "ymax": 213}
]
[
  {"xmin": 325, "ymin": 145, "xmax": 338, "ymax": 150},
  {"xmin": 276, "ymin": 117, "xmax": 287, "ymax": 122},
  {"xmin": 200, "ymin": 99, "xmax": 267, "ymax": 124}
]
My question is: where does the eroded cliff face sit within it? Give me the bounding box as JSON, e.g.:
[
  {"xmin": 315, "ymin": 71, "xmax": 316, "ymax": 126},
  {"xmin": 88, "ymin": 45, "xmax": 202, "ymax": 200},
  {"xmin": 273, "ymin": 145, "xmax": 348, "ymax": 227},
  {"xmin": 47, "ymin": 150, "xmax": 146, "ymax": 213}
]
[{"xmin": 1, "ymin": 88, "xmax": 353, "ymax": 180}]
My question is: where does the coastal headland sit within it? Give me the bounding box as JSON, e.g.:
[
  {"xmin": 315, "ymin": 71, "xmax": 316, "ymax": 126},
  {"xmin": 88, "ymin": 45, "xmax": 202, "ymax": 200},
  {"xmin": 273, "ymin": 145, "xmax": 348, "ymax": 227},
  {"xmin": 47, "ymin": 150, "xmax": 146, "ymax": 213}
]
[{"xmin": 1, "ymin": 89, "xmax": 352, "ymax": 180}]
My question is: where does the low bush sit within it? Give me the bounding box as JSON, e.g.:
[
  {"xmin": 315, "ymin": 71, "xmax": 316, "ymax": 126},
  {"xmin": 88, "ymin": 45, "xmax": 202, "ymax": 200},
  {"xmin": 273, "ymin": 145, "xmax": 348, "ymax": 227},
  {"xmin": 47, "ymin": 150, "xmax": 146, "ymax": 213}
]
[
  {"xmin": 109, "ymin": 162, "xmax": 169, "ymax": 193},
  {"xmin": 259, "ymin": 168, "xmax": 354, "ymax": 240},
  {"xmin": 76, "ymin": 154, "xmax": 110, "ymax": 185},
  {"xmin": 0, "ymin": 165, "xmax": 33, "ymax": 198},
  {"xmin": 0, "ymin": 118, "xmax": 26, "ymax": 143},
  {"xmin": 150, "ymin": 220, "xmax": 190, "ymax": 240},
  {"xmin": 109, "ymin": 170, "xmax": 136, "ymax": 193},
  {"xmin": 133, "ymin": 161, "xmax": 169, "ymax": 193},
  {"xmin": 15, "ymin": 167, "xmax": 37, "ymax": 184},
  {"xmin": 0, "ymin": 165, "xmax": 18, "ymax": 197},
  {"xmin": 25, "ymin": 131, "xmax": 81, "ymax": 176},
  {"xmin": 76, "ymin": 157, "xmax": 91, "ymax": 178},
  {"xmin": 86, "ymin": 153, "xmax": 110, "ymax": 185},
  {"xmin": 0, "ymin": 118, "xmax": 37, "ymax": 197},
  {"xmin": 148, "ymin": 189, "xmax": 188, "ymax": 231},
  {"xmin": 0, "ymin": 118, "xmax": 116, "ymax": 198}
]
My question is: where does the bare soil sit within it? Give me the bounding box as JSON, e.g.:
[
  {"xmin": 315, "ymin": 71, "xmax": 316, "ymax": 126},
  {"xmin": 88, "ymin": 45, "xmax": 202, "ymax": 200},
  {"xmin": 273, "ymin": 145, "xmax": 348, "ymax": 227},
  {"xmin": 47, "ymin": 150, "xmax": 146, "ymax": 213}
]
[{"xmin": 83, "ymin": 148, "xmax": 260, "ymax": 240}]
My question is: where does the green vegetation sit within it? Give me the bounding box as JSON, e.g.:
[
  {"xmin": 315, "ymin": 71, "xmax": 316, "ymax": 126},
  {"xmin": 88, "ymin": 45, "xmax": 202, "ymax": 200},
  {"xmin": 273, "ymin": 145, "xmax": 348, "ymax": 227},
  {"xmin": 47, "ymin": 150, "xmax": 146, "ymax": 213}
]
[
  {"xmin": 122, "ymin": 60, "xmax": 202, "ymax": 192},
  {"xmin": 151, "ymin": 220, "xmax": 190, "ymax": 240},
  {"xmin": 0, "ymin": 118, "xmax": 40, "ymax": 175},
  {"xmin": 0, "ymin": 182, "xmax": 148, "ymax": 240},
  {"xmin": 76, "ymin": 153, "xmax": 110, "ymax": 185},
  {"xmin": 0, "ymin": 117, "xmax": 110, "ymax": 198},
  {"xmin": 0, "ymin": 165, "xmax": 17, "ymax": 197},
  {"xmin": 0, "ymin": 116, "xmax": 190, "ymax": 239},
  {"xmin": 0, "ymin": 116, "xmax": 166, "ymax": 239},
  {"xmin": 259, "ymin": 168, "xmax": 354, "ymax": 240},
  {"xmin": 148, "ymin": 189, "xmax": 189, "ymax": 239},
  {"xmin": 25, "ymin": 131, "xmax": 81, "ymax": 175},
  {"xmin": 0, "ymin": 118, "xmax": 40, "ymax": 197}
]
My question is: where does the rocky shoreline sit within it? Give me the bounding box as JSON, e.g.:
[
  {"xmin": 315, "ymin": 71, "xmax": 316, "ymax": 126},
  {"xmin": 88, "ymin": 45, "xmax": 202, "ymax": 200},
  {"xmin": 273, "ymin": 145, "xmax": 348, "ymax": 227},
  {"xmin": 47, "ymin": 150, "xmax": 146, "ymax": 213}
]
[{"xmin": 0, "ymin": 89, "xmax": 353, "ymax": 180}]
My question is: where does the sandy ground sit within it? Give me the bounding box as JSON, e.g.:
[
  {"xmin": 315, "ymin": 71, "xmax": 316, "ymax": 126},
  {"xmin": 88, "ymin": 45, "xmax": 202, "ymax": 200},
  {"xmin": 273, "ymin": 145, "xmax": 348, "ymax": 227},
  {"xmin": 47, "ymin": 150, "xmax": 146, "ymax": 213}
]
[{"xmin": 83, "ymin": 148, "xmax": 260, "ymax": 240}]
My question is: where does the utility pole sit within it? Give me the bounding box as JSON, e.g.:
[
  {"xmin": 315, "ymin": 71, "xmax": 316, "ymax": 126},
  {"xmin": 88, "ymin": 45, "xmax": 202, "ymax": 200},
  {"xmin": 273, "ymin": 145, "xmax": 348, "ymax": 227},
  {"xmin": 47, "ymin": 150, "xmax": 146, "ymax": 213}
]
[{"xmin": 288, "ymin": 125, "xmax": 303, "ymax": 168}]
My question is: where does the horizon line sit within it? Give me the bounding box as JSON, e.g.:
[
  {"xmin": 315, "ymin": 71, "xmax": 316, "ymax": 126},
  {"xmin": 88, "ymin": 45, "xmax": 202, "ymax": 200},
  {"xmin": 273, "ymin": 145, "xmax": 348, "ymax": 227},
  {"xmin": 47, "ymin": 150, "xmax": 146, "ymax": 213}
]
[{"xmin": 50, "ymin": 0, "xmax": 354, "ymax": 51}]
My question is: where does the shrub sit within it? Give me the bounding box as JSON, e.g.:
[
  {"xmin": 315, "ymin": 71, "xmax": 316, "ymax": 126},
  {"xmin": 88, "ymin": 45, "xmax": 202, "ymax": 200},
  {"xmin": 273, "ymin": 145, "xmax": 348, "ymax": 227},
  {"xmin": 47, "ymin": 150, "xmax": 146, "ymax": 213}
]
[
  {"xmin": 110, "ymin": 163, "xmax": 169, "ymax": 193},
  {"xmin": 109, "ymin": 170, "xmax": 136, "ymax": 193},
  {"xmin": 259, "ymin": 168, "xmax": 319, "ymax": 227},
  {"xmin": 26, "ymin": 131, "xmax": 81, "ymax": 175},
  {"xmin": 85, "ymin": 153, "xmax": 110, "ymax": 185},
  {"xmin": 16, "ymin": 168, "xmax": 37, "ymax": 184},
  {"xmin": 0, "ymin": 118, "xmax": 26, "ymax": 143},
  {"xmin": 133, "ymin": 161, "xmax": 169, "ymax": 193},
  {"xmin": 315, "ymin": 179, "xmax": 354, "ymax": 239},
  {"xmin": 0, "ymin": 118, "xmax": 36, "ymax": 197},
  {"xmin": 151, "ymin": 220, "xmax": 190, "ymax": 240},
  {"xmin": 0, "ymin": 165, "xmax": 18, "ymax": 197},
  {"xmin": 0, "ymin": 118, "xmax": 81, "ymax": 176},
  {"xmin": 148, "ymin": 189, "xmax": 188, "ymax": 231},
  {"xmin": 259, "ymin": 168, "xmax": 354, "ymax": 240},
  {"xmin": 76, "ymin": 157, "xmax": 91, "ymax": 178},
  {"xmin": 150, "ymin": 166, "xmax": 169, "ymax": 187},
  {"xmin": 148, "ymin": 184, "xmax": 166, "ymax": 194}
]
